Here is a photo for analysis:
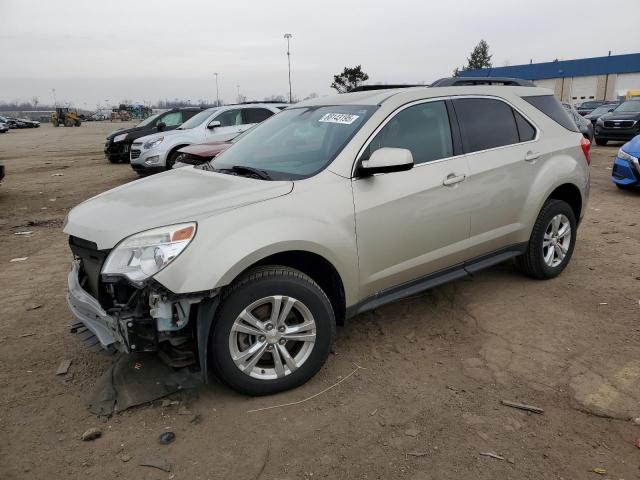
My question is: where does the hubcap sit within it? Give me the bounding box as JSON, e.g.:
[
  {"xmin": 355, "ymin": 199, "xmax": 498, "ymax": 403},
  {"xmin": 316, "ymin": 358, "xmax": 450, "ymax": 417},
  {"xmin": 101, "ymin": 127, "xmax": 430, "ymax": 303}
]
[
  {"xmin": 542, "ymin": 214, "xmax": 571, "ymax": 267},
  {"xmin": 229, "ymin": 295, "xmax": 317, "ymax": 380}
]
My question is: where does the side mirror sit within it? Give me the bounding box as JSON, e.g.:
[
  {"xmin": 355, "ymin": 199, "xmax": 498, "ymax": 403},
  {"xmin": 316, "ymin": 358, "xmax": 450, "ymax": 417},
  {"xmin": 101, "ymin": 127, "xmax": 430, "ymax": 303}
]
[
  {"xmin": 357, "ymin": 148, "xmax": 414, "ymax": 176},
  {"xmin": 156, "ymin": 121, "xmax": 166, "ymax": 131},
  {"xmin": 207, "ymin": 120, "xmax": 221, "ymax": 130}
]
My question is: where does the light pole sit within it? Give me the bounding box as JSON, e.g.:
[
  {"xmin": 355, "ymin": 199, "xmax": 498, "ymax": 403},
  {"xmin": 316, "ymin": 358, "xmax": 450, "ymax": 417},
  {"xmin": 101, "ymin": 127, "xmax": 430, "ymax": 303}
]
[
  {"xmin": 51, "ymin": 88, "xmax": 57, "ymax": 107},
  {"xmin": 213, "ymin": 72, "xmax": 220, "ymax": 106},
  {"xmin": 236, "ymin": 84, "xmax": 241, "ymax": 103},
  {"xmin": 284, "ymin": 33, "xmax": 293, "ymax": 103}
]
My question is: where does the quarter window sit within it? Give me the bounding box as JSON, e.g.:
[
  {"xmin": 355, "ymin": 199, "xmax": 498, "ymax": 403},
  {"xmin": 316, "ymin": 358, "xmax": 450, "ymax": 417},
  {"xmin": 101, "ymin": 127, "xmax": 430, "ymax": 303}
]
[
  {"xmin": 453, "ymin": 98, "xmax": 520, "ymax": 153},
  {"xmin": 363, "ymin": 101, "xmax": 453, "ymax": 165},
  {"xmin": 513, "ymin": 110, "xmax": 536, "ymax": 142}
]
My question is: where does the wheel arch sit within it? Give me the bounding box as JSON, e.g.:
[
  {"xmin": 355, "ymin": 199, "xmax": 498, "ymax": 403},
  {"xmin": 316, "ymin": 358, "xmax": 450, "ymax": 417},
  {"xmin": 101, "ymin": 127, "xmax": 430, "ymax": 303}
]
[{"xmin": 546, "ymin": 182, "xmax": 583, "ymax": 222}]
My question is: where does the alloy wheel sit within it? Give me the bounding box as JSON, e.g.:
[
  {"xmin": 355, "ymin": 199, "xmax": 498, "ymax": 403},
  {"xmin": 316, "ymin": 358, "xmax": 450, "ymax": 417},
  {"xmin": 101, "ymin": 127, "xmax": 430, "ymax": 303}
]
[{"xmin": 542, "ymin": 214, "xmax": 571, "ymax": 267}]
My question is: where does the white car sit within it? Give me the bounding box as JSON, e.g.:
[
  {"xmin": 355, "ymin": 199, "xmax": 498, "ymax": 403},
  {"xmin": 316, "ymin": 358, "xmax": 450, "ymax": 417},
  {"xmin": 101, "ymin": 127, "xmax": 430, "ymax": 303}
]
[{"xmin": 130, "ymin": 103, "xmax": 287, "ymax": 173}]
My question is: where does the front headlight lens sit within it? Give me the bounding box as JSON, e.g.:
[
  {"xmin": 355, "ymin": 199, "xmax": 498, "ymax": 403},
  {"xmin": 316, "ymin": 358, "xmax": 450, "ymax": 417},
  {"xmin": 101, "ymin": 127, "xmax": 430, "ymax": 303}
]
[
  {"xmin": 144, "ymin": 137, "xmax": 164, "ymax": 149},
  {"xmin": 113, "ymin": 133, "xmax": 128, "ymax": 143},
  {"xmin": 102, "ymin": 222, "xmax": 196, "ymax": 282},
  {"xmin": 597, "ymin": 118, "xmax": 605, "ymax": 126},
  {"xmin": 617, "ymin": 149, "xmax": 638, "ymax": 162}
]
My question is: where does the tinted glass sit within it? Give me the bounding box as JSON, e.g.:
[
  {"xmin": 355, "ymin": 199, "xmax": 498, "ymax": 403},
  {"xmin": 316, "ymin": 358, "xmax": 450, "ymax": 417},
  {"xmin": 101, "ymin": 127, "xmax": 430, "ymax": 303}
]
[
  {"xmin": 161, "ymin": 112, "xmax": 182, "ymax": 126},
  {"xmin": 362, "ymin": 101, "xmax": 452, "ymax": 165},
  {"xmin": 614, "ymin": 100, "xmax": 640, "ymax": 113},
  {"xmin": 514, "ymin": 110, "xmax": 536, "ymax": 141},
  {"xmin": 243, "ymin": 108, "xmax": 274, "ymax": 124},
  {"xmin": 522, "ymin": 95, "xmax": 579, "ymax": 132},
  {"xmin": 178, "ymin": 108, "xmax": 219, "ymax": 130},
  {"xmin": 453, "ymin": 98, "xmax": 519, "ymax": 153},
  {"xmin": 182, "ymin": 109, "xmax": 201, "ymax": 120},
  {"xmin": 216, "ymin": 109, "xmax": 242, "ymax": 127},
  {"xmin": 214, "ymin": 105, "xmax": 375, "ymax": 180}
]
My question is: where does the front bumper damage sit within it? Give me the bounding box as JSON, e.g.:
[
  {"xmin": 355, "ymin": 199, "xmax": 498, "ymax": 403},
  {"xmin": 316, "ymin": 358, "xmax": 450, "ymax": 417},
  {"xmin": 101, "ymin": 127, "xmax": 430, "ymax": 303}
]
[{"xmin": 67, "ymin": 239, "xmax": 220, "ymax": 377}]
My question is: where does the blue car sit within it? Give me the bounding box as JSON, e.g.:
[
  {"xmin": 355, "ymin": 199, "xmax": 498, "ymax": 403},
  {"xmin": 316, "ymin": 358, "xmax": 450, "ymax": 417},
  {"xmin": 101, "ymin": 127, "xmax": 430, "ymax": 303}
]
[{"xmin": 612, "ymin": 135, "xmax": 640, "ymax": 190}]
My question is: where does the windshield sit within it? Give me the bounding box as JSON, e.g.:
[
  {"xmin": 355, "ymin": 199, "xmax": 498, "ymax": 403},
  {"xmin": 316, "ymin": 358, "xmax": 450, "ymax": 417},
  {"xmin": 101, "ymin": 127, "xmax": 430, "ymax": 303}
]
[
  {"xmin": 590, "ymin": 105, "xmax": 614, "ymax": 115},
  {"xmin": 213, "ymin": 105, "xmax": 376, "ymax": 180},
  {"xmin": 135, "ymin": 112, "xmax": 162, "ymax": 128},
  {"xmin": 178, "ymin": 108, "xmax": 218, "ymax": 129},
  {"xmin": 579, "ymin": 101, "xmax": 601, "ymax": 109},
  {"xmin": 614, "ymin": 101, "xmax": 640, "ymax": 113}
]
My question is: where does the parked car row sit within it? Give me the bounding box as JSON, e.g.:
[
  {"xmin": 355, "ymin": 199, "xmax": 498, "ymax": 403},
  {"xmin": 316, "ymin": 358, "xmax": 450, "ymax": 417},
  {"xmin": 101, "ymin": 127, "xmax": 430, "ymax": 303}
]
[
  {"xmin": 594, "ymin": 99, "xmax": 640, "ymax": 145},
  {"xmin": 73, "ymin": 79, "xmax": 591, "ymax": 395},
  {"xmin": 0, "ymin": 115, "xmax": 40, "ymax": 129}
]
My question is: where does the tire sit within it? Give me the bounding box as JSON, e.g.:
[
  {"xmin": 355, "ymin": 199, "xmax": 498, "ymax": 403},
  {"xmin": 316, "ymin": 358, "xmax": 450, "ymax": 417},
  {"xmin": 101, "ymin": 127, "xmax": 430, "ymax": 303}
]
[
  {"xmin": 210, "ymin": 266, "xmax": 335, "ymax": 396},
  {"xmin": 595, "ymin": 138, "xmax": 608, "ymax": 146},
  {"xmin": 516, "ymin": 199, "xmax": 577, "ymax": 280},
  {"xmin": 165, "ymin": 149, "xmax": 182, "ymax": 170},
  {"xmin": 616, "ymin": 183, "xmax": 635, "ymax": 191},
  {"xmin": 108, "ymin": 157, "xmax": 120, "ymax": 164}
]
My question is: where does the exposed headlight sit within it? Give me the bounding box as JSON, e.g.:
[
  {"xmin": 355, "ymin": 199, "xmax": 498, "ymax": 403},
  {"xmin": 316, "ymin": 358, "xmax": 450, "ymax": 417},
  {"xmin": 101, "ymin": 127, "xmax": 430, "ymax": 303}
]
[
  {"xmin": 617, "ymin": 148, "xmax": 638, "ymax": 162},
  {"xmin": 596, "ymin": 118, "xmax": 605, "ymax": 126},
  {"xmin": 113, "ymin": 133, "xmax": 128, "ymax": 143},
  {"xmin": 102, "ymin": 223, "xmax": 196, "ymax": 282},
  {"xmin": 144, "ymin": 137, "xmax": 164, "ymax": 149}
]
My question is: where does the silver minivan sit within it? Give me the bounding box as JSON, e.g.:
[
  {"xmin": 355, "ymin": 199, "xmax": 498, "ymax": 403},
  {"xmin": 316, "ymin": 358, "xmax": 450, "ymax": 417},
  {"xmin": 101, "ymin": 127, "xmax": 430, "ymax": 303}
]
[{"xmin": 64, "ymin": 85, "xmax": 590, "ymax": 395}]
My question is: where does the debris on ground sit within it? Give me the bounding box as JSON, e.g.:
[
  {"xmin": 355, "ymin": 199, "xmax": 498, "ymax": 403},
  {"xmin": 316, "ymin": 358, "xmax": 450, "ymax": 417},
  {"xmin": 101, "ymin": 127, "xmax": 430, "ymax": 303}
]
[
  {"xmin": 14, "ymin": 231, "xmax": 33, "ymax": 235},
  {"xmin": 404, "ymin": 428, "xmax": 420, "ymax": 437},
  {"xmin": 56, "ymin": 359, "xmax": 72, "ymax": 376},
  {"xmin": 51, "ymin": 173, "xmax": 64, "ymax": 176},
  {"xmin": 10, "ymin": 257, "xmax": 28, "ymax": 262},
  {"xmin": 591, "ymin": 467, "xmax": 607, "ymax": 475},
  {"xmin": 139, "ymin": 458, "xmax": 172, "ymax": 473},
  {"xmin": 500, "ymin": 400, "xmax": 544, "ymax": 414},
  {"xmin": 80, "ymin": 427, "xmax": 102, "ymax": 441},
  {"xmin": 159, "ymin": 431, "xmax": 176, "ymax": 445},
  {"xmin": 479, "ymin": 452, "xmax": 505, "ymax": 461},
  {"xmin": 189, "ymin": 413, "xmax": 202, "ymax": 424},
  {"xmin": 26, "ymin": 304, "xmax": 42, "ymax": 311},
  {"xmin": 117, "ymin": 453, "xmax": 132, "ymax": 463},
  {"xmin": 19, "ymin": 333, "xmax": 35, "ymax": 338},
  {"xmin": 406, "ymin": 452, "xmax": 429, "ymax": 457}
]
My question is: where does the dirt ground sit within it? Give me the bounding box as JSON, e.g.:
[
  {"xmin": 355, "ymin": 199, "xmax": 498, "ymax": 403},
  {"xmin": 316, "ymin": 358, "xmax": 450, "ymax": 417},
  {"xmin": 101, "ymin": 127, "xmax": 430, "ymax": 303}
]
[{"xmin": 0, "ymin": 122, "xmax": 639, "ymax": 479}]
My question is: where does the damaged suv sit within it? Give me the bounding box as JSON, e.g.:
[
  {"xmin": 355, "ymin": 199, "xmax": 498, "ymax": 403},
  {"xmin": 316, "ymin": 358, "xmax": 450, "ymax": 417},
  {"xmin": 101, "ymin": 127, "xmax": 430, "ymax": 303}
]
[{"xmin": 65, "ymin": 85, "xmax": 590, "ymax": 395}]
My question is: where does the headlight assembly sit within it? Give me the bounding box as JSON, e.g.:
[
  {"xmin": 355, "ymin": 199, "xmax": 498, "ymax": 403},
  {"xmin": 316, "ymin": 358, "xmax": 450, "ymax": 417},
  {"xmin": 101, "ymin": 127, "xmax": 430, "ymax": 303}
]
[
  {"xmin": 144, "ymin": 137, "xmax": 164, "ymax": 149},
  {"xmin": 113, "ymin": 133, "xmax": 128, "ymax": 143},
  {"xmin": 102, "ymin": 222, "xmax": 196, "ymax": 282},
  {"xmin": 617, "ymin": 148, "xmax": 638, "ymax": 162}
]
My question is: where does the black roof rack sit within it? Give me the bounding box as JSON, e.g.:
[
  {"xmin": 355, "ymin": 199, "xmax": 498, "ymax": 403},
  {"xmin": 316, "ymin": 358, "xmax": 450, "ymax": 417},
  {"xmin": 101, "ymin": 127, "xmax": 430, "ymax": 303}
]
[
  {"xmin": 430, "ymin": 77, "xmax": 535, "ymax": 87},
  {"xmin": 349, "ymin": 84, "xmax": 423, "ymax": 92}
]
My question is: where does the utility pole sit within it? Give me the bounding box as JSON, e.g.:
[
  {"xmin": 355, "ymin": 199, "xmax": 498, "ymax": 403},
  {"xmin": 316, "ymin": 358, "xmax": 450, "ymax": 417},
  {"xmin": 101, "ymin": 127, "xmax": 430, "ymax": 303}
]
[
  {"xmin": 52, "ymin": 88, "xmax": 57, "ymax": 107},
  {"xmin": 214, "ymin": 72, "xmax": 220, "ymax": 106},
  {"xmin": 284, "ymin": 33, "xmax": 293, "ymax": 103}
]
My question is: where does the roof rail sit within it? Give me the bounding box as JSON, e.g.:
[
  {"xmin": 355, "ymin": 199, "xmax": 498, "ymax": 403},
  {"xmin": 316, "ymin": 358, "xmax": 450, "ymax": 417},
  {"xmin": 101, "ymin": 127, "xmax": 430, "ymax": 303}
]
[
  {"xmin": 235, "ymin": 101, "xmax": 292, "ymax": 105},
  {"xmin": 349, "ymin": 84, "xmax": 423, "ymax": 92},
  {"xmin": 430, "ymin": 77, "xmax": 535, "ymax": 87}
]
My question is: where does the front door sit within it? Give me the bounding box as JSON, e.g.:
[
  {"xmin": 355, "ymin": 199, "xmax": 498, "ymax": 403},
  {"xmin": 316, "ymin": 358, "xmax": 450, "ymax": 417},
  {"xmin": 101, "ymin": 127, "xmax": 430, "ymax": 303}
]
[
  {"xmin": 207, "ymin": 108, "xmax": 244, "ymax": 141},
  {"xmin": 352, "ymin": 100, "xmax": 471, "ymax": 298}
]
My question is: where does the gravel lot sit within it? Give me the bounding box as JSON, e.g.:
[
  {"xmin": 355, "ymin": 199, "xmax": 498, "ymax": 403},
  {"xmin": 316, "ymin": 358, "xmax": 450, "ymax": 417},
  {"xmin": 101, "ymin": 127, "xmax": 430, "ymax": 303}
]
[{"xmin": 1, "ymin": 122, "xmax": 639, "ymax": 479}]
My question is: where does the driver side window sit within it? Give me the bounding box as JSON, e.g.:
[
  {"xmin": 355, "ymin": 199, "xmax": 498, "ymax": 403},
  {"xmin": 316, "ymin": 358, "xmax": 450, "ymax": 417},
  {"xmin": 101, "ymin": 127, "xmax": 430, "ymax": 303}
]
[
  {"xmin": 160, "ymin": 112, "xmax": 182, "ymax": 126},
  {"xmin": 362, "ymin": 101, "xmax": 453, "ymax": 165},
  {"xmin": 215, "ymin": 109, "xmax": 242, "ymax": 127}
]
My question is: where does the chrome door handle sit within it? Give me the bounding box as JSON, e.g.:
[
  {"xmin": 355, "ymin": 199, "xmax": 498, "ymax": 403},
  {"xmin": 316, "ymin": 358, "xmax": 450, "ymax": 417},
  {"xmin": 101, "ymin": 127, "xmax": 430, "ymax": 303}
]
[
  {"xmin": 442, "ymin": 173, "xmax": 466, "ymax": 186},
  {"xmin": 524, "ymin": 151, "xmax": 541, "ymax": 162}
]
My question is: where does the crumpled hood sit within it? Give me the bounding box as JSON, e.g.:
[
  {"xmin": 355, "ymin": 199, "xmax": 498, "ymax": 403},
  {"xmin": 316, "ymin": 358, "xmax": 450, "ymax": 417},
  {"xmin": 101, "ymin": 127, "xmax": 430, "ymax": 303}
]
[{"xmin": 64, "ymin": 167, "xmax": 293, "ymax": 249}]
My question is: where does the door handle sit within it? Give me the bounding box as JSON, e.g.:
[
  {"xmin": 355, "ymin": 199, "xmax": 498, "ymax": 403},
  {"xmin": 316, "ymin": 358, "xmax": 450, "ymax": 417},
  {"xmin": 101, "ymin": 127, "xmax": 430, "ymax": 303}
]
[
  {"xmin": 524, "ymin": 151, "xmax": 541, "ymax": 162},
  {"xmin": 442, "ymin": 173, "xmax": 466, "ymax": 186}
]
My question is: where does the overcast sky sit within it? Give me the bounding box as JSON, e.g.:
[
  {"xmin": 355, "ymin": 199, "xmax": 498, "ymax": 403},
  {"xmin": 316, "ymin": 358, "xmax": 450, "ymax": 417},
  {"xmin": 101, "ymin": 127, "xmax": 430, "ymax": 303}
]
[{"xmin": 1, "ymin": 0, "xmax": 638, "ymax": 108}]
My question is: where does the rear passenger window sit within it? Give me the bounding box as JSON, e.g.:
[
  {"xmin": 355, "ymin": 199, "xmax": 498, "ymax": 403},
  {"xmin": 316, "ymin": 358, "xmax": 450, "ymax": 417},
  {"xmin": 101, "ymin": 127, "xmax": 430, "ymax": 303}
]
[
  {"xmin": 514, "ymin": 110, "xmax": 536, "ymax": 141},
  {"xmin": 453, "ymin": 98, "xmax": 519, "ymax": 153},
  {"xmin": 363, "ymin": 101, "xmax": 453, "ymax": 165},
  {"xmin": 243, "ymin": 108, "xmax": 274, "ymax": 124},
  {"xmin": 522, "ymin": 95, "xmax": 580, "ymax": 132}
]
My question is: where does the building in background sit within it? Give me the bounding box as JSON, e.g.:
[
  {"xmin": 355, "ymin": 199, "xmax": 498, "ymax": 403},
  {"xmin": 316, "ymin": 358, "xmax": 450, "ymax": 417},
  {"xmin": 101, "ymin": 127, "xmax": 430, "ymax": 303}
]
[{"xmin": 459, "ymin": 53, "xmax": 640, "ymax": 105}]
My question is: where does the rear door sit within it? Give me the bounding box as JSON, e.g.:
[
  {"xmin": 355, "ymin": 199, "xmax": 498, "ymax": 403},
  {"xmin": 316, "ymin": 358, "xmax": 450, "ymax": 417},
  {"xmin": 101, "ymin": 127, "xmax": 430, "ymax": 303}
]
[
  {"xmin": 451, "ymin": 97, "xmax": 539, "ymax": 258},
  {"xmin": 352, "ymin": 99, "xmax": 472, "ymax": 297}
]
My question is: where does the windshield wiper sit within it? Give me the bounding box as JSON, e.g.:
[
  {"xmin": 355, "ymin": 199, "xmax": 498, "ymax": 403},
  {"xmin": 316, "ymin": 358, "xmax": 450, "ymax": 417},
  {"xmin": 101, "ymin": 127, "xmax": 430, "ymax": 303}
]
[{"xmin": 213, "ymin": 165, "xmax": 271, "ymax": 180}]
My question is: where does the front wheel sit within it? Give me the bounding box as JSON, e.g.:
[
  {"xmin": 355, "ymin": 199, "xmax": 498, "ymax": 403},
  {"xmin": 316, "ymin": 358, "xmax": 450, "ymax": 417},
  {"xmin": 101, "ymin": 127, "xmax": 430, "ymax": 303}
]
[
  {"xmin": 211, "ymin": 266, "xmax": 335, "ymax": 396},
  {"xmin": 595, "ymin": 137, "xmax": 608, "ymax": 146},
  {"xmin": 516, "ymin": 199, "xmax": 577, "ymax": 279}
]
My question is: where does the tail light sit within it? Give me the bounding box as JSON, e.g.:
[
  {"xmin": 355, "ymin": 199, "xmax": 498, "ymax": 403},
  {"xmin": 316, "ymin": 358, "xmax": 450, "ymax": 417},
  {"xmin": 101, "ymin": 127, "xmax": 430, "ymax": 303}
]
[{"xmin": 580, "ymin": 137, "xmax": 591, "ymax": 165}]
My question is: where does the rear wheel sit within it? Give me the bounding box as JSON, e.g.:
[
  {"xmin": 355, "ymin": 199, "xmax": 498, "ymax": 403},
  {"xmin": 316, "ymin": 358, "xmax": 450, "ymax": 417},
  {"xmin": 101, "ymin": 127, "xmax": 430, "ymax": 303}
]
[
  {"xmin": 211, "ymin": 266, "xmax": 335, "ymax": 396},
  {"xmin": 595, "ymin": 137, "xmax": 608, "ymax": 146},
  {"xmin": 516, "ymin": 199, "xmax": 577, "ymax": 280}
]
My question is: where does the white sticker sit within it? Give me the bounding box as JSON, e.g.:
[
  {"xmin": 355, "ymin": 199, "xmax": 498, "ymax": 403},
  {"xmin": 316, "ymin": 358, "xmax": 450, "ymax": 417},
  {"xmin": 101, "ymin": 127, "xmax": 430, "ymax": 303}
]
[{"xmin": 319, "ymin": 113, "xmax": 360, "ymax": 125}]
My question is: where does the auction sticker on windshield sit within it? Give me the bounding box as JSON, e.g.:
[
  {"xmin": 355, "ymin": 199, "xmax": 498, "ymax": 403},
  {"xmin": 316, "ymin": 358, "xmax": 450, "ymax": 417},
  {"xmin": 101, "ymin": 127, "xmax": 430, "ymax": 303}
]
[{"xmin": 319, "ymin": 113, "xmax": 360, "ymax": 125}]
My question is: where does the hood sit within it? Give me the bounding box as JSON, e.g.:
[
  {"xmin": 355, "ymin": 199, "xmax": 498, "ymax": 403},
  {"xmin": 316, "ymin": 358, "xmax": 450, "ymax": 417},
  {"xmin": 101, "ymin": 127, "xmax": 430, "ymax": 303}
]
[
  {"xmin": 131, "ymin": 129, "xmax": 183, "ymax": 145},
  {"xmin": 64, "ymin": 167, "xmax": 293, "ymax": 249},
  {"xmin": 179, "ymin": 141, "xmax": 232, "ymax": 158},
  {"xmin": 622, "ymin": 136, "xmax": 640, "ymax": 157},
  {"xmin": 601, "ymin": 111, "xmax": 640, "ymax": 121}
]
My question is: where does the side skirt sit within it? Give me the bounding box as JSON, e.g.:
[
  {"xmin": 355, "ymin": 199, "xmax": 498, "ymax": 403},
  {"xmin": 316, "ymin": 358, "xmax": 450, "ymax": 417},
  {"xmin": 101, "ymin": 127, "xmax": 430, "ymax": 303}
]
[{"xmin": 345, "ymin": 243, "xmax": 527, "ymax": 319}]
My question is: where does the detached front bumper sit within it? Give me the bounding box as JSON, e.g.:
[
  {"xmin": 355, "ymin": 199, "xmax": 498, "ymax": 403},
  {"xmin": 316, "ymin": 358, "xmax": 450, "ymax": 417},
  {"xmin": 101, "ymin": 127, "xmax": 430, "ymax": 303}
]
[{"xmin": 67, "ymin": 260, "xmax": 125, "ymax": 351}]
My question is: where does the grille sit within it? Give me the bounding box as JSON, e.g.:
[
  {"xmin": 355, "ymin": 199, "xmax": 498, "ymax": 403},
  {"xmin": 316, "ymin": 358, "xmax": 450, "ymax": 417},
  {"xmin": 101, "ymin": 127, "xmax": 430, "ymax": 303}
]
[
  {"xmin": 604, "ymin": 120, "xmax": 635, "ymax": 128},
  {"xmin": 131, "ymin": 149, "xmax": 141, "ymax": 159}
]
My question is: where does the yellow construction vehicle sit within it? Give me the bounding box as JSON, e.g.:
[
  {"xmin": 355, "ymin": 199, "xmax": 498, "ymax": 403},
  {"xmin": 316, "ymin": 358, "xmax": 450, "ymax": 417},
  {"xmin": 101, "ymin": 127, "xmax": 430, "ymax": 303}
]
[{"xmin": 50, "ymin": 107, "xmax": 82, "ymax": 127}]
